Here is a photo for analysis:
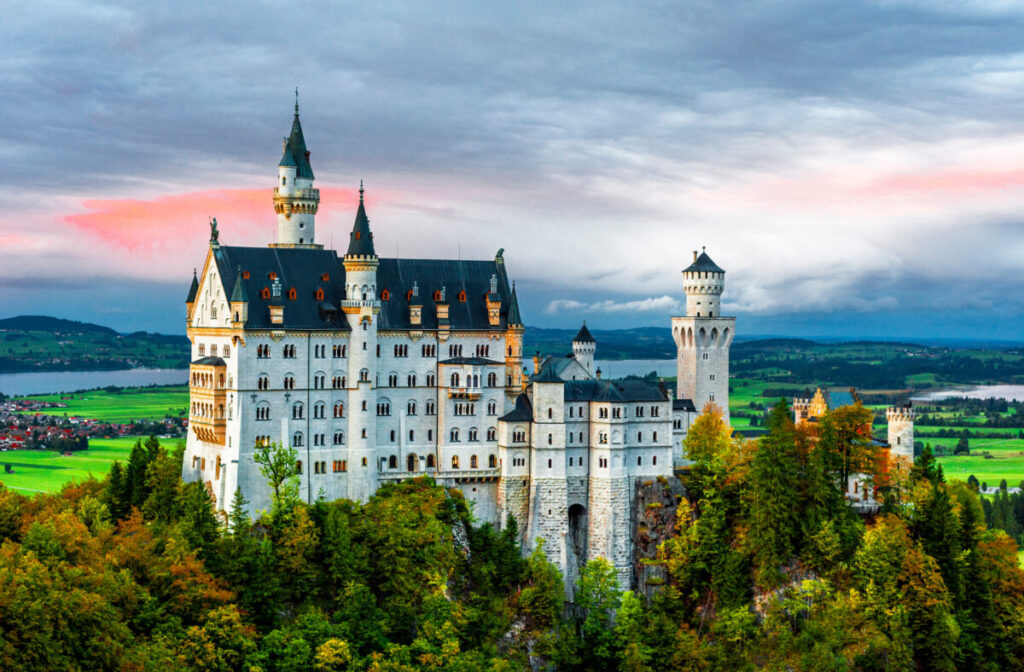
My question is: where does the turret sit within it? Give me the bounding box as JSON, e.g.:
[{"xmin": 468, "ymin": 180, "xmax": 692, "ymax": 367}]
[
  {"xmin": 571, "ymin": 323, "xmax": 596, "ymax": 374},
  {"xmin": 186, "ymin": 269, "xmax": 199, "ymax": 323},
  {"xmin": 229, "ymin": 266, "xmax": 248, "ymax": 327},
  {"xmin": 683, "ymin": 247, "xmax": 725, "ymax": 317},
  {"xmin": 887, "ymin": 403, "xmax": 915, "ymax": 463},
  {"xmin": 272, "ymin": 93, "xmax": 321, "ymax": 248}
]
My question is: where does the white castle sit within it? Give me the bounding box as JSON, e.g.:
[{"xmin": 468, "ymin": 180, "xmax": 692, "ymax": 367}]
[{"xmin": 181, "ymin": 105, "xmax": 735, "ymax": 586}]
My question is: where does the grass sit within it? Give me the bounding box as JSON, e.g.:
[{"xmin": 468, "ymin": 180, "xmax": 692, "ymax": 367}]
[
  {"xmin": 16, "ymin": 385, "xmax": 188, "ymax": 423},
  {"xmin": 0, "ymin": 437, "xmax": 178, "ymax": 495}
]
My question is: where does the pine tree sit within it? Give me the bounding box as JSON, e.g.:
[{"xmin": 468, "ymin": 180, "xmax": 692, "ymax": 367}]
[
  {"xmin": 104, "ymin": 460, "xmax": 130, "ymax": 521},
  {"xmin": 748, "ymin": 399, "xmax": 800, "ymax": 588}
]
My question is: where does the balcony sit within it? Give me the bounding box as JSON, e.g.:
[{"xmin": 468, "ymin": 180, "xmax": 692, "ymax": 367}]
[
  {"xmin": 190, "ymin": 360, "xmax": 227, "ymax": 445},
  {"xmin": 273, "ymin": 187, "xmax": 320, "ymax": 200},
  {"xmin": 447, "ymin": 386, "xmax": 481, "ymax": 400},
  {"xmin": 378, "ymin": 467, "xmax": 500, "ymax": 483}
]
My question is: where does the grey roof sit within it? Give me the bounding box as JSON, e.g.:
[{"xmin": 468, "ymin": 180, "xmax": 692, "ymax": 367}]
[
  {"xmin": 573, "ymin": 323, "xmax": 595, "ymax": 343},
  {"xmin": 531, "ymin": 364, "xmax": 565, "ymax": 384},
  {"xmin": 191, "ymin": 356, "xmax": 226, "ymax": 366},
  {"xmin": 563, "ymin": 379, "xmax": 668, "ymax": 403},
  {"xmin": 279, "ymin": 112, "xmax": 314, "ymax": 179},
  {"xmin": 500, "ymin": 393, "xmax": 533, "ymax": 422},
  {"xmin": 508, "ymin": 285, "xmax": 523, "ymax": 326},
  {"xmin": 230, "ymin": 267, "xmax": 248, "ymax": 303},
  {"xmin": 673, "ymin": 399, "xmax": 697, "ymax": 412},
  {"xmin": 825, "ymin": 389, "xmax": 858, "ymax": 409},
  {"xmin": 346, "ymin": 193, "xmax": 376, "ymax": 257},
  {"xmin": 439, "ymin": 356, "xmax": 504, "ymax": 366},
  {"xmin": 683, "ymin": 251, "xmax": 724, "ymax": 274},
  {"xmin": 211, "ymin": 245, "xmax": 517, "ymax": 332},
  {"xmin": 186, "ymin": 270, "xmax": 199, "ymax": 303}
]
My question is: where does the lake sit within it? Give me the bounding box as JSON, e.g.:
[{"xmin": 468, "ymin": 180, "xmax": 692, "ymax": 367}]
[
  {"xmin": 594, "ymin": 359, "xmax": 676, "ymax": 379},
  {"xmin": 0, "ymin": 368, "xmax": 189, "ymax": 397},
  {"xmin": 912, "ymin": 385, "xmax": 1024, "ymax": 403}
]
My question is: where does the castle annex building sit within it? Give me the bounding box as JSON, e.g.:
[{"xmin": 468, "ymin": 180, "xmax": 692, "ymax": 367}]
[{"xmin": 182, "ymin": 106, "xmax": 734, "ymax": 587}]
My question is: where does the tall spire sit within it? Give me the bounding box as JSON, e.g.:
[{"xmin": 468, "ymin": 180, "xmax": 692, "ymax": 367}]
[
  {"xmin": 295, "ymin": 86, "xmax": 299, "ymax": 116},
  {"xmin": 508, "ymin": 282, "xmax": 523, "ymax": 326},
  {"xmin": 345, "ymin": 182, "xmax": 376, "ymax": 258}
]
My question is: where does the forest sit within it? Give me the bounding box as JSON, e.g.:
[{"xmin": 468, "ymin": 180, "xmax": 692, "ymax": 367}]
[{"xmin": 2, "ymin": 403, "xmax": 1023, "ymax": 671}]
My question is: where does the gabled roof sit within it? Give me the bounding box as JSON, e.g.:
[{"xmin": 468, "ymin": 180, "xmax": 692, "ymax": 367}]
[
  {"xmin": 683, "ymin": 250, "xmax": 724, "ymax": 274},
  {"xmin": 209, "ymin": 245, "xmax": 518, "ymax": 332},
  {"xmin": 279, "ymin": 111, "xmax": 314, "ymax": 179},
  {"xmin": 499, "ymin": 393, "xmax": 533, "ymax": 422},
  {"xmin": 563, "ymin": 379, "xmax": 669, "ymax": 403},
  {"xmin": 573, "ymin": 323, "xmax": 595, "ymax": 343},
  {"xmin": 186, "ymin": 270, "xmax": 199, "ymax": 303},
  {"xmin": 346, "ymin": 189, "xmax": 376, "ymax": 258},
  {"xmin": 531, "ymin": 364, "xmax": 565, "ymax": 384}
]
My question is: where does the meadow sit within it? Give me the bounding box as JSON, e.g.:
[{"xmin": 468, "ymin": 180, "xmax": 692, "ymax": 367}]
[
  {"xmin": 17, "ymin": 385, "xmax": 188, "ymax": 424},
  {"xmin": 0, "ymin": 437, "xmax": 163, "ymax": 495}
]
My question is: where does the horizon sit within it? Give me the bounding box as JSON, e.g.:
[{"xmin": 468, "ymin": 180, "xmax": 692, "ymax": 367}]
[{"xmin": 2, "ymin": 2, "xmax": 1023, "ymax": 342}]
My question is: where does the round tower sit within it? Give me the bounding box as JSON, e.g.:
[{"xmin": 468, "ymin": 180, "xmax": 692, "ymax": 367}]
[
  {"xmin": 272, "ymin": 95, "xmax": 321, "ymax": 248},
  {"xmin": 671, "ymin": 247, "xmax": 735, "ymax": 422},
  {"xmin": 341, "ymin": 184, "xmax": 380, "ymax": 502},
  {"xmin": 887, "ymin": 403, "xmax": 915, "ymax": 464},
  {"xmin": 571, "ymin": 323, "xmax": 596, "ymax": 375}
]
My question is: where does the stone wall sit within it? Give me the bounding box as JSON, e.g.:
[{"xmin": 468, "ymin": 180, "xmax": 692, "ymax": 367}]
[{"xmin": 632, "ymin": 475, "xmax": 686, "ymax": 598}]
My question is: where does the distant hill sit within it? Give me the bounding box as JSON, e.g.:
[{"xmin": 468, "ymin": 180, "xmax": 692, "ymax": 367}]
[
  {"xmin": 0, "ymin": 315, "xmax": 189, "ymax": 373},
  {"xmin": 0, "ymin": 315, "xmax": 118, "ymax": 336}
]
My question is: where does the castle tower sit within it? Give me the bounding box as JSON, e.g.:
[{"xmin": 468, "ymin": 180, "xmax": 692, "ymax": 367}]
[
  {"xmin": 526, "ymin": 368, "xmax": 569, "ymax": 578},
  {"xmin": 887, "ymin": 403, "xmax": 915, "ymax": 465},
  {"xmin": 272, "ymin": 95, "xmax": 321, "ymax": 248},
  {"xmin": 341, "ymin": 184, "xmax": 380, "ymax": 502},
  {"xmin": 671, "ymin": 248, "xmax": 735, "ymax": 422},
  {"xmin": 572, "ymin": 323, "xmax": 596, "ymax": 375}
]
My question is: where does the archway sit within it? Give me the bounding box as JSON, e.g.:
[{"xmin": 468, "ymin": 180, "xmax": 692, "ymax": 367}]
[
  {"xmin": 407, "ymin": 453, "xmax": 417, "ymax": 472},
  {"xmin": 568, "ymin": 504, "xmax": 588, "ymax": 578}
]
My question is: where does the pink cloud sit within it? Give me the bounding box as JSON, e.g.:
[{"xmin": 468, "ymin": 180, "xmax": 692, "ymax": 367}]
[
  {"xmin": 64, "ymin": 186, "xmax": 363, "ymax": 252},
  {"xmin": 860, "ymin": 167, "xmax": 1024, "ymax": 197}
]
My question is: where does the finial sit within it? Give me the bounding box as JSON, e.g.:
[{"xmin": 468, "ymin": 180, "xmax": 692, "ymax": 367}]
[
  {"xmin": 294, "ymin": 87, "xmax": 299, "ymax": 115},
  {"xmin": 359, "ymin": 180, "xmax": 364, "ymax": 202},
  {"xmin": 702, "ymin": 245, "xmax": 706, "ymax": 253},
  {"xmin": 193, "ymin": 268, "xmax": 197, "ymax": 277},
  {"xmin": 209, "ymin": 217, "xmax": 219, "ymax": 243}
]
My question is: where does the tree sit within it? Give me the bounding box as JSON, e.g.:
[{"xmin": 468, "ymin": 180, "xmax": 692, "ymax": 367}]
[
  {"xmin": 615, "ymin": 591, "xmax": 652, "ymax": 672},
  {"xmin": 253, "ymin": 441, "xmax": 300, "ymax": 521},
  {"xmin": 955, "ymin": 435, "xmax": 970, "ymax": 455},
  {"xmin": 574, "ymin": 558, "xmax": 622, "ymax": 669},
  {"xmin": 748, "ymin": 398, "xmax": 800, "ymax": 588}
]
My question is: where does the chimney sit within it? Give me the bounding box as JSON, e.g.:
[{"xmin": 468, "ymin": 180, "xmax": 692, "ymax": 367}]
[
  {"xmin": 533, "ymin": 351, "xmax": 541, "ymax": 374},
  {"xmin": 595, "ymin": 367, "xmax": 602, "ymax": 380},
  {"xmin": 693, "ymin": 250, "xmax": 698, "ymax": 262}
]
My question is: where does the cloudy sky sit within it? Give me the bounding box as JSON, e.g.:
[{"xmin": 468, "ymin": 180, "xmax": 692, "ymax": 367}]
[{"xmin": 2, "ymin": 0, "xmax": 1023, "ymax": 340}]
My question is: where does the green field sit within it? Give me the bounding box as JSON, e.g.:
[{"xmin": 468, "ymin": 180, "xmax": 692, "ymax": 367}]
[
  {"xmin": 0, "ymin": 437, "xmax": 167, "ymax": 494},
  {"xmin": 17, "ymin": 385, "xmax": 188, "ymax": 423}
]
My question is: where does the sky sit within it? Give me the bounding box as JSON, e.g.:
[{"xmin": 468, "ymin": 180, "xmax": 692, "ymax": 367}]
[{"xmin": 1, "ymin": 1, "xmax": 1023, "ymax": 341}]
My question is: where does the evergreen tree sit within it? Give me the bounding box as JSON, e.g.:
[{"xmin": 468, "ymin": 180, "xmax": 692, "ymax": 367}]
[
  {"xmin": 748, "ymin": 398, "xmax": 800, "ymax": 588},
  {"xmin": 574, "ymin": 558, "xmax": 622, "ymax": 670},
  {"xmin": 104, "ymin": 460, "xmax": 130, "ymax": 521}
]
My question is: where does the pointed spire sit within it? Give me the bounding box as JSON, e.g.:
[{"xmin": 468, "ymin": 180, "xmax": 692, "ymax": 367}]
[
  {"xmin": 186, "ymin": 268, "xmax": 199, "ymax": 303},
  {"xmin": 230, "ymin": 266, "xmax": 248, "ymax": 303},
  {"xmin": 508, "ymin": 281, "xmax": 523, "ymax": 326},
  {"xmin": 295, "ymin": 86, "xmax": 299, "ymax": 116},
  {"xmin": 279, "ymin": 94, "xmax": 313, "ymax": 179},
  {"xmin": 573, "ymin": 322, "xmax": 595, "ymax": 343},
  {"xmin": 345, "ymin": 183, "xmax": 376, "ymax": 258}
]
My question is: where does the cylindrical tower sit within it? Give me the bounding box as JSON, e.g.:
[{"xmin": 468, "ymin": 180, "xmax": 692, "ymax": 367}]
[
  {"xmin": 341, "ymin": 184, "xmax": 380, "ymax": 502},
  {"xmin": 671, "ymin": 248, "xmax": 735, "ymax": 422},
  {"xmin": 272, "ymin": 99, "xmax": 321, "ymax": 248}
]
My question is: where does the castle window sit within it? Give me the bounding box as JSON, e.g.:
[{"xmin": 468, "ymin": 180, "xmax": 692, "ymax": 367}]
[
  {"xmin": 315, "ymin": 288, "xmax": 324, "ymax": 301},
  {"xmin": 489, "ymin": 454, "xmax": 496, "ymax": 468},
  {"xmin": 388, "ymin": 374, "xmax": 398, "ymax": 387},
  {"xmin": 470, "ymin": 455, "xmax": 478, "ymax": 468},
  {"xmin": 638, "ymin": 431, "xmax": 643, "ymax": 442},
  {"xmin": 257, "ymin": 375, "xmax": 269, "ymax": 390},
  {"xmin": 389, "ymin": 455, "xmax": 397, "ymax": 469},
  {"xmin": 487, "ymin": 401, "xmax": 496, "ymax": 415},
  {"xmin": 433, "ymin": 290, "xmax": 442, "ymax": 301},
  {"xmin": 427, "ymin": 454, "xmax": 435, "ymax": 468},
  {"xmin": 469, "ymin": 428, "xmax": 478, "ymax": 441},
  {"xmin": 487, "ymin": 427, "xmax": 496, "ymax": 441},
  {"xmin": 458, "ymin": 291, "xmax": 466, "ymax": 302},
  {"xmin": 407, "ymin": 289, "xmax": 414, "ymax": 302},
  {"xmin": 653, "ymin": 455, "xmax": 657, "ymax": 465},
  {"xmin": 569, "ymin": 433, "xmax": 573, "ymax": 444},
  {"xmin": 223, "ymin": 345, "xmax": 230, "ymax": 358},
  {"xmin": 709, "ymin": 394, "xmax": 715, "ymax": 402},
  {"xmin": 242, "ymin": 271, "xmax": 250, "ymax": 279},
  {"xmin": 548, "ymin": 434, "xmax": 553, "ymax": 445},
  {"xmin": 261, "ymin": 287, "xmax": 270, "ymax": 299},
  {"xmin": 451, "ymin": 428, "xmax": 460, "ymax": 442},
  {"xmin": 293, "ymin": 432, "xmax": 303, "ymax": 447},
  {"xmin": 638, "ymin": 456, "xmax": 642, "ymax": 466},
  {"xmin": 333, "ymin": 431, "xmax": 344, "ymax": 445},
  {"xmin": 547, "ymin": 459, "xmax": 552, "ymax": 469},
  {"xmin": 569, "ymin": 456, "xmax": 574, "ymax": 465},
  {"xmin": 452, "ymin": 455, "xmax": 460, "ymax": 468},
  {"xmin": 282, "ymin": 176, "xmax": 286, "ymax": 185},
  {"xmin": 426, "ymin": 401, "xmax": 436, "ymax": 415},
  {"xmin": 548, "ymin": 408, "xmax": 552, "ymax": 419},
  {"xmin": 407, "ymin": 374, "xmax": 417, "ymax": 386},
  {"xmin": 451, "ymin": 373, "xmax": 461, "ymax": 387},
  {"xmin": 269, "ymin": 272, "xmax": 277, "ymax": 280},
  {"xmin": 408, "ymin": 400, "xmax": 416, "ymax": 415},
  {"xmin": 427, "ymin": 373, "xmax": 436, "ymax": 386},
  {"xmin": 321, "ymin": 273, "xmax": 330, "ymax": 282},
  {"xmin": 292, "ymin": 403, "xmax": 304, "ymax": 419},
  {"xmin": 198, "ymin": 344, "xmax": 205, "ymax": 356},
  {"xmin": 284, "ymin": 375, "xmax": 295, "ymax": 390},
  {"xmin": 409, "ymin": 429, "xmax": 415, "ymax": 442},
  {"xmin": 710, "ymin": 374, "xmax": 716, "ymax": 381},
  {"xmin": 287, "ymin": 287, "xmax": 296, "ymax": 300},
  {"xmin": 333, "ymin": 460, "xmax": 346, "ymax": 472},
  {"xmin": 381, "ymin": 289, "xmax": 390, "ymax": 301},
  {"xmin": 702, "ymin": 353, "xmax": 709, "ymax": 360},
  {"xmin": 487, "ymin": 372, "xmax": 497, "ymax": 387},
  {"xmin": 296, "ymin": 460, "xmax": 302, "ymax": 473},
  {"xmin": 362, "ymin": 457, "xmax": 367, "ymax": 466},
  {"xmin": 390, "ymin": 430, "xmax": 396, "ymax": 442}
]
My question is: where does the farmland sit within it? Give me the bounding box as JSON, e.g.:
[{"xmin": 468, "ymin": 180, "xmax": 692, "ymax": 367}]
[
  {"xmin": 0, "ymin": 437, "xmax": 164, "ymax": 494},
  {"xmin": 15, "ymin": 385, "xmax": 188, "ymax": 424}
]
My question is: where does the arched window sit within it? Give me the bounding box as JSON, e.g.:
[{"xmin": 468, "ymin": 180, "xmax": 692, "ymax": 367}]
[
  {"xmin": 257, "ymin": 374, "xmax": 269, "ymax": 390},
  {"xmin": 292, "ymin": 403, "xmax": 304, "ymax": 419},
  {"xmin": 388, "ymin": 455, "xmax": 397, "ymax": 469},
  {"xmin": 486, "ymin": 427, "xmax": 496, "ymax": 441},
  {"xmin": 293, "ymin": 432, "xmax": 303, "ymax": 447},
  {"xmin": 381, "ymin": 289, "xmax": 390, "ymax": 301},
  {"xmin": 488, "ymin": 454, "xmax": 496, "ymax": 468},
  {"xmin": 451, "ymin": 372, "xmax": 460, "ymax": 387},
  {"xmin": 288, "ymin": 287, "xmax": 297, "ymax": 300},
  {"xmin": 315, "ymin": 288, "xmax": 324, "ymax": 301},
  {"xmin": 433, "ymin": 290, "xmax": 442, "ymax": 301},
  {"xmin": 407, "ymin": 400, "xmax": 416, "ymax": 415},
  {"xmin": 458, "ymin": 290, "xmax": 467, "ymax": 302},
  {"xmin": 427, "ymin": 454, "xmax": 436, "ymax": 468},
  {"xmin": 407, "ymin": 454, "xmax": 417, "ymax": 471},
  {"xmin": 487, "ymin": 372, "xmax": 497, "ymax": 387},
  {"xmin": 452, "ymin": 455, "xmax": 460, "ymax": 468},
  {"xmin": 470, "ymin": 455, "xmax": 478, "ymax": 468},
  {"xmin": 261, "ymin": 287, "xmax": 270, "ymax": 299}
]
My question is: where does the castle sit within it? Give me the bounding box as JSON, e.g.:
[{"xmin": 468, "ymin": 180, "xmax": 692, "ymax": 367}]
[{"xmin": 181, "ymin": 104, "xmax": 734, "ymax": 587}]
